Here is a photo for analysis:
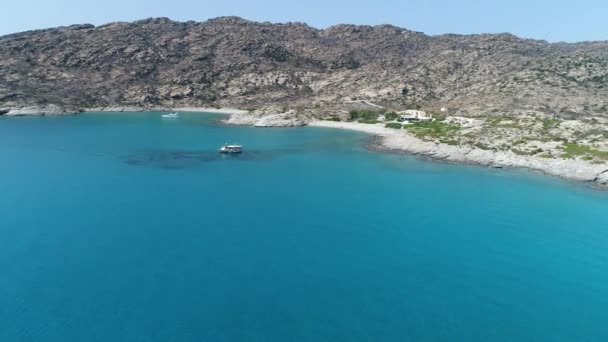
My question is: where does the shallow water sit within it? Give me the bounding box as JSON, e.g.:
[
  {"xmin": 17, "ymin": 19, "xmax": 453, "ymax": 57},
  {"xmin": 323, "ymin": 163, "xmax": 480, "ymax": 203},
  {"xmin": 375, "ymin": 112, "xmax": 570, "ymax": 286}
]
[{"xmin": 1, "ymin": 112, "xmax": 607, "ymax": 341}]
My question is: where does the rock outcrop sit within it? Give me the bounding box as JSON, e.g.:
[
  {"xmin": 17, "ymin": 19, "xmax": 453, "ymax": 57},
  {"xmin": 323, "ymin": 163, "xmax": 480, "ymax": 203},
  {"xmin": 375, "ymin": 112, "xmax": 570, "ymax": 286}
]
[
  {"xmin": 595, "ymin": 170, "xmax": 608, "ymax": 186},
  {"xmin": 4, "ymin": 104, "xmax": 78, "ymax": 116},
  {"xmin": 226, "ymin": 105, "xmax": 310, "ymax": 127}
]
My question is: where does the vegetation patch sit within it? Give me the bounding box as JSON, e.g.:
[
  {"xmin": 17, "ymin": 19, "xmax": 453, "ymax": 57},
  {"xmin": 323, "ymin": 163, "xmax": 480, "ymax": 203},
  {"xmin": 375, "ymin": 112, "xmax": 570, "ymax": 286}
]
[
  {"xmin": 263, "ymin": 45, "xmax": 292, "ymax": 62},
  {"xmin": 349, "ymin": 109, "xmax": 382, "ymax": 121},
  {"xmin": 573, "ymin": 129, "xmax": 608, "ymax": 139},
  {"xmin": 384, "ymin": 112, "xmax": 399, "ymax": 121},
  {"xmin": 439, "ymin": 139, "xmax": 459, "ymax": 146},
  {"xmin": 560, "ymin": 143, "xmax": 608, "ymax": 160},
  {"xmin": 432, "ymin": 113, "xmax": 447, "ymax": 122},
  {"xmin": 541, "ymin": 118, "xmax": 561, "ymax": 130},
  {"xmin": 474, "ymin": 142, "xmax": 494, "ymax": 150},
  {"xmin": 403, "ymin": 121, "xmax": 460, "ymax": 140},
  {"xmin": 385, "ymin": 123, "xmax": 403, "ymax": 129},
  {"xmin": 511, "ymin": 148, "xmax": 543, "ymax": 156}
]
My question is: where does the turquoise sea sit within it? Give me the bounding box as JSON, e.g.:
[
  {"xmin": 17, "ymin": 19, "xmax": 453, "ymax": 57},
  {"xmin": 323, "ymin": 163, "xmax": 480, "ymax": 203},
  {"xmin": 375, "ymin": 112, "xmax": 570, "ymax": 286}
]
[{"xmin": 1, "ymin": 111, "xmax": 608, "ymax": 341}]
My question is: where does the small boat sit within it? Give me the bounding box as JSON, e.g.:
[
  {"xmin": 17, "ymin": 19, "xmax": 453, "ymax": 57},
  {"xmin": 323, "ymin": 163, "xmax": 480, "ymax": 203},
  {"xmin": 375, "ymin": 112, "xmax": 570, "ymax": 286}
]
[
  {"xmin": 219, "ymin": 144, "xmax": 243, "ymax": 154},
  {"xmin": 162, "ymin": 112, "xmax": 179, "ymax": 119}
]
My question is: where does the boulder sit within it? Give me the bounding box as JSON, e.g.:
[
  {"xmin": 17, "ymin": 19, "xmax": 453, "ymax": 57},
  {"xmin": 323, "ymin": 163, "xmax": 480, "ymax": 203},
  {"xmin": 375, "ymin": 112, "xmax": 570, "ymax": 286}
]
[
  {"xmin": 595, "ymin": 170, "xmax": 608, "ymax": 186},
  {"xmin": 5, "ymin": 104, "xmax": 78, "ymax": 116}
]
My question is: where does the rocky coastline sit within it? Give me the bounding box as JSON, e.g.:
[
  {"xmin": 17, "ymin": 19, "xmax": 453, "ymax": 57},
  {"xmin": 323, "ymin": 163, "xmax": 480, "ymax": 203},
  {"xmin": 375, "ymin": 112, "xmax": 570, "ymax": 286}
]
[
  {"xmin": 309, "ymin": 121, "xmax": 608, "ymax": 188},
  {"xmin": 0, "ymin": 105, "xmax": 247, "ymax": 116},
  {"xmin": 3, "ymin": 105, "xmax": 608, "ymax": 188}
]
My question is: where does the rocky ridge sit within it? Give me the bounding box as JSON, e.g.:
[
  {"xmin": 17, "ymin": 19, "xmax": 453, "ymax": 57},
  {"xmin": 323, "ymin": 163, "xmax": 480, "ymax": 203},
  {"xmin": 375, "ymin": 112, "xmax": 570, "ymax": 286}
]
[{"xmin": 1, "ymin": 16, "xmax": 608, "ymax": 118}]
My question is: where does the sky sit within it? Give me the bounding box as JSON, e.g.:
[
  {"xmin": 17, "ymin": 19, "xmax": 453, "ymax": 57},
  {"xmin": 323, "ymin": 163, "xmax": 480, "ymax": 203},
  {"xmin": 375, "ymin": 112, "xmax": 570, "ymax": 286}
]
[{"xmin": 1, "ymin": 0, "xmax": 607, "ymax": 42}]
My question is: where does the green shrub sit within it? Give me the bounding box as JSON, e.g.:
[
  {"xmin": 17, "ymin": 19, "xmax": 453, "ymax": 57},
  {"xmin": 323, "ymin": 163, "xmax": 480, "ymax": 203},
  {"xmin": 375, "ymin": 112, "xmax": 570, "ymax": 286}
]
[
  {"xmin": 403, "ymin": 121, "xmax": 460, "ymax": 139},
  {"xmin": 512, "ymin": 148, "xmax": 543, "ymax": 156},
  {"xmin": 384, "ymin": 112, "xmax": 399, "ymax": 121},
  {"xmin": 349, "ymin": 109, "xmax": 382, "ymax": 121},
  {"xmin": 561, "ymin": 143, "xmax": 608, "ymax": 160},
  {"xmin": 264, "ymin": 45, "xmax": 291, "ymax": 62},
  {"xmin": 385, "ymin": 123, "xmax": 403, "ymax": 129},
  {"xmin": 541, "ymin": 118, "xmax": 560, "ymax": 130},
  {"xmin": 474, "ymin": 142, "xmax": 494, "ymax": 150},
  {"xmin": 432, "ymin": 113, "xmax": 447, "ymax": 122}
]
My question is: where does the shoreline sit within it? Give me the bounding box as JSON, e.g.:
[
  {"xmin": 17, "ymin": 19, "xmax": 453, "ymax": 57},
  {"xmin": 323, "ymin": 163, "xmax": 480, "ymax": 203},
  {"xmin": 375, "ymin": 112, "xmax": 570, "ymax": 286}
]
[
  {"xmin": 309, "ymin": 120, "xmax": 608, "ymax": 188},
  {"xmin": 82, "ymin": 106, "xmax": 248, "ymax": 115},
  {"xmin": 1, "ymin": 105, "xmax": 247, "ymax": 116},
  {"xmin": 4, "ymin": 106, "xmax": 608, "ymax": 187}
]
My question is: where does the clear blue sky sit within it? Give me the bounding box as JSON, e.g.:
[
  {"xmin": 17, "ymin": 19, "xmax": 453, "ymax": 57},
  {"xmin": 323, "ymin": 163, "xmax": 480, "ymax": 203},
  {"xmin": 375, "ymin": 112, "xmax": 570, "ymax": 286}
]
[{"xmin": 2, "ymin": 0, "xmax": 607, "ymax": 42}]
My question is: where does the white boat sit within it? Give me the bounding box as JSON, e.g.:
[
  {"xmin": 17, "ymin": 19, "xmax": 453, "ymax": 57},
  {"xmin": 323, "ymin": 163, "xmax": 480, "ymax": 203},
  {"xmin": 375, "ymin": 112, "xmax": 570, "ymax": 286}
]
[
  {"xmin": 219, "ymin": 144, "xmax": 243, "ymax": 154},
  {"xmin": 162, "ymin": 112, "xmax": 179, "ymax": 119}
]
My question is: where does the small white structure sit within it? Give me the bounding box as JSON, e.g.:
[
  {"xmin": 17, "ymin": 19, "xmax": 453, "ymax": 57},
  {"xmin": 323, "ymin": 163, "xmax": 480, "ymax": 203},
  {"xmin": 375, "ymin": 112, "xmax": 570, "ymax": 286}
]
[
  {"xmin": 398, "ymin": 110, "xmax": 433, "ymax": 122},
  {"xmin": 377, "ymin": 115, "xmax": 386, "ymax": 122}
]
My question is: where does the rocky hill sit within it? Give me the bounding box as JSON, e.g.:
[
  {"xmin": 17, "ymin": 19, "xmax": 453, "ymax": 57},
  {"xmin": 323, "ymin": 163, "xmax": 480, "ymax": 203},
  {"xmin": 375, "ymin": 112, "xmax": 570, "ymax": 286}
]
[{"xmin": 1, "ymin": 16, "xmax": 608, "ymax": 118}]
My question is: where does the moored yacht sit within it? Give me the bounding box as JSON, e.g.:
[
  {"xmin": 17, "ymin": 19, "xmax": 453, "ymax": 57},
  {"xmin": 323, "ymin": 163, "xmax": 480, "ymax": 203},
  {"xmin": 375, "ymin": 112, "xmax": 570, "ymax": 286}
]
[
  {"xmin": 161, "ymin": 112, "xmax": 179, "ymax": 118},
  {"xmin": 219, "ymin": 144, "xmax": 243, "ymax": 154}
]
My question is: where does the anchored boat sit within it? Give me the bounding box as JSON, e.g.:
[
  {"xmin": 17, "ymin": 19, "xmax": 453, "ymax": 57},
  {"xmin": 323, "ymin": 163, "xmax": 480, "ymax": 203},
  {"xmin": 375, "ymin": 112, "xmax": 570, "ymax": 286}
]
[
  {"xmin": 161, "ymin": 112, "xmax": 179, "ymax": 119},
  {"xmin": 219, "ymin": 144, "xmax": 243, "ymax": 154}
]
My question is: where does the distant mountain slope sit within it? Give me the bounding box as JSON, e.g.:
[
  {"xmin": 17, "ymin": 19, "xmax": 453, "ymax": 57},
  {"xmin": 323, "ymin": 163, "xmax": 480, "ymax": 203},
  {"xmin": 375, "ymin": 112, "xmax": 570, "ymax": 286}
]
[{"xmin": 1, "ymin": 16, "xmax": 608, "ymax": 117}]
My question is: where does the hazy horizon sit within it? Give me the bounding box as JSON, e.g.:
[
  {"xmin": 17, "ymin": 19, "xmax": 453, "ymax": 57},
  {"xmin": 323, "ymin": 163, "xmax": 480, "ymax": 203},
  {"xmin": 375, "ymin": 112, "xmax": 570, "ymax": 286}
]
[{"xmin": 1, "ymin": 0, "xmax": 607, "ymax": 43}]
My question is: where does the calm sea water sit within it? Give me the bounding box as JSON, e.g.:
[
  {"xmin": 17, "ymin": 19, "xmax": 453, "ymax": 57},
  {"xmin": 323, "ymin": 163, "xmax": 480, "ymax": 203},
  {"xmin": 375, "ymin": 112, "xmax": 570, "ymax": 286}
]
[{"xmin": 1, "ymin": 112, "xmax": 608, "ymax": 341}]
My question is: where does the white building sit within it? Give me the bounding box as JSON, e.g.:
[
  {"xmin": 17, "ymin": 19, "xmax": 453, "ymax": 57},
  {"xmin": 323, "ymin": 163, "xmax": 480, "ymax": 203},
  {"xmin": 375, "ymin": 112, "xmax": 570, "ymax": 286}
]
[{"xmin": 398, "ymin": 110, "xmax": 433, "ymax": 122}]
